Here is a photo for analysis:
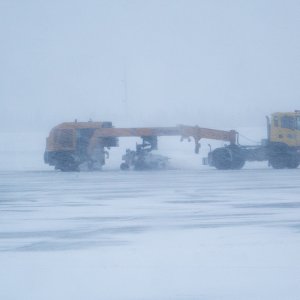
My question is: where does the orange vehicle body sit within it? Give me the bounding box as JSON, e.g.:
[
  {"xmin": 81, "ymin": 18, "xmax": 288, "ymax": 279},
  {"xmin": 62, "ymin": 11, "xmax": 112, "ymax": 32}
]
[{"xmin": 44, "ymin": 120, "xmax": 237, "ymax": 171}]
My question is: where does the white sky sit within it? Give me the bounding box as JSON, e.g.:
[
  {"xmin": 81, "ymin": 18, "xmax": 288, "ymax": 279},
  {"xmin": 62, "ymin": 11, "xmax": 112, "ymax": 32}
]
[{"xmin": 0, "ymin": 0, "xmax": 299, "ymax": 132}]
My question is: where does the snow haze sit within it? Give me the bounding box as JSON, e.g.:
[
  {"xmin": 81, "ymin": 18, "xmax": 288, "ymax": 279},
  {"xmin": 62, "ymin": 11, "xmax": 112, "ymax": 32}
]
[
  {"xmin": 1, "ymin": 1, "xmax": 300, "ymax": 300},
  {"xmin": 0, "ymin": 0, "xmax": 299, "ymax": 133}
]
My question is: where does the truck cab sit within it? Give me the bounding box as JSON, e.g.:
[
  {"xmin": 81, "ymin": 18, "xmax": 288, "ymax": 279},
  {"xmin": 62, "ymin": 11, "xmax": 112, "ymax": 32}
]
[
  {"xmin": 44, "ymin": 121, "xmax": 118, "ymax": 171},
  {"xmin": 270, "ymin": 111, "xmax": 300, "ymax": 148}
]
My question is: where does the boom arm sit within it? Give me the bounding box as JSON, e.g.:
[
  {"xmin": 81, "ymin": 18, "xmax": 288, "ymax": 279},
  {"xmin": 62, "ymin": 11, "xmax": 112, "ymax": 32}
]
[{"xmin": 88, "ymin": 125, "xmax": 237, "ymax": 154}]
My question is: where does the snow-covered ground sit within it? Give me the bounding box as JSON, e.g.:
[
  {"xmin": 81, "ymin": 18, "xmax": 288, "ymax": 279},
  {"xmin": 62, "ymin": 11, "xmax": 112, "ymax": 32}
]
[
  {"xmin": 1, "ymin": 168, "xmax": 300, "ymax": 300},
  {"xmin": 0, "ymin": 128, "xmax": 300, "ymax": 299}
]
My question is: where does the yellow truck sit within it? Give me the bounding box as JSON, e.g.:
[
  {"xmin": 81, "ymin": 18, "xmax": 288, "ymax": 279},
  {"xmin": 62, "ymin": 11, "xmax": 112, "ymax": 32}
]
[{"xmin": 207, "ymin": 111, "xmax": 300, "ymax": 169}]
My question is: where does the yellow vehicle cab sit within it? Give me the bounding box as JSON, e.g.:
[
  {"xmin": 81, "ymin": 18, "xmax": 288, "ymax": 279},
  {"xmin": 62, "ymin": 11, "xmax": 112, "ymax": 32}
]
[{"xmin": 269, "ymin": 111, "xmax": 300, "ymax": 147}]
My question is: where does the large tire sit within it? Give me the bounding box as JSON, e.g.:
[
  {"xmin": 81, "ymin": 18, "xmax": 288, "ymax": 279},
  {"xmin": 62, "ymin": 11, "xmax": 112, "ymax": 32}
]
[
  {"xmin": 286, "ymin": 154, "xmax": 299, "ymax": 169},
  {"xmin": 231, "ymin": 157, "xmax": 246, "ymax": 170},
  {"xmin": 211, "ymin": 146, "xmax": 245, "ymax": 170},
  {"xmin": 230, "ymin": 146, "xmax": 246, "ymax": 170},
  {"xmin": 269, "ymin": 155, "xmax": 288, "ymax": 169},
  {"xmin": 120, "ymin": 162, "xmax": 130, "ymax": 170},
  {"xmin": 211, "ymin": 148, "xmax": 232, "ymax": 170},
  {"xmin": 56, "ymin": 154, "xmax": 79, "ymax": 172},
  {"xmin": 268, "ymin": 143, "xmax": 299, "ymax": 169},
  {"xmin": 269, "ymin": 154, "xmax": 299, "ymax": 169}
]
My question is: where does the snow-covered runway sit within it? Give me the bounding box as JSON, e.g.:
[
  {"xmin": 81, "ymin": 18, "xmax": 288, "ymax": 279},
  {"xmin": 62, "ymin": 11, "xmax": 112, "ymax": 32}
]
[{"xmin": 1, "ymin": 168, "xmax": 300, "ymax": 299}]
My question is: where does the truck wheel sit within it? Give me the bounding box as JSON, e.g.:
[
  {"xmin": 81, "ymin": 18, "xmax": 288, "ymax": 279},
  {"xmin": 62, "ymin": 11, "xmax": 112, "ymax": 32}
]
[
  {"xmin": 56, "ymin": 154, "xmax": 79, "ymax": 171},
  {"xmin": 229, "ymin": 146, "xmax": 245, "ymax": 170},
  {"xmin": 286, "ymin": 155, "xmax": 299, "ymax": 169},
  {"xmin": 269, "ymin": 155, "xmax": 288, "ymax": 169},
  {"xmin": 212, "ymin": 148, "xmax": 232, "ymax": 170},
  {"xmin": 212, "ymin": 146, "xmax": 245, "ymax": 170},
  {"xmin": 268, "ymin": 142, "xmax": 291, "ymax": 169},
  {"xmin": 231, "ymin": 157, "xmax": 245, "ymax": 170},
  {"xmin": 120, "ymin": 163, "xmax": 130, "ymax": 170}
]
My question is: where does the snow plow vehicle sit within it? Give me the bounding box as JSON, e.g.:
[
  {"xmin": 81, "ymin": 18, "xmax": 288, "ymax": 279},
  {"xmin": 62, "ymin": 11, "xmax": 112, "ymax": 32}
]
[
  {"xmin": 205, "ymin": 111, "xmax": 300, "ymax": 169},
  {"xmin": 44, "ymin": 122, "xmax": 236, "ymax": 171},
  {"xmin": 44, "ymin": 111, "xmax": 300, "ymax": 171}
]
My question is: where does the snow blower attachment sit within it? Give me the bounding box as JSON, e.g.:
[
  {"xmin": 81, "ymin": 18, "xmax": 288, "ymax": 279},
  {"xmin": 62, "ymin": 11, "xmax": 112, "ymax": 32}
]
[
  {"xmin": 44, "ymin": 122, "xmax": 237, "ymax": 171},
  {"xmin": 120, "ymin": 136, "xmax": 169, "ymax": 170}
]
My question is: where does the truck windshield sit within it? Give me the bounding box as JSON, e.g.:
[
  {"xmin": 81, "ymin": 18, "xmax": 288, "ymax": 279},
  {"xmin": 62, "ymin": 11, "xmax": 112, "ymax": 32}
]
[{"xmin": 281, "ymin": 116, "xmax": 295, "ymax": 130}]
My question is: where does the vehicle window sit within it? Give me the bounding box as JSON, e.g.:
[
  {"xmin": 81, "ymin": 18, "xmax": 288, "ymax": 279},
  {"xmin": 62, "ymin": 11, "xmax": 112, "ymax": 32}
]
[
  {"xmin": 296, "ymin": 117, "xmax": 300, "ymax": 130},
  {"xmin": 281, "ymin": 116, "xmax": 295, "ymax": 130},
  {"xmin": 273, "ymin": 116, "xmax": 279, "ymax": 127}
]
